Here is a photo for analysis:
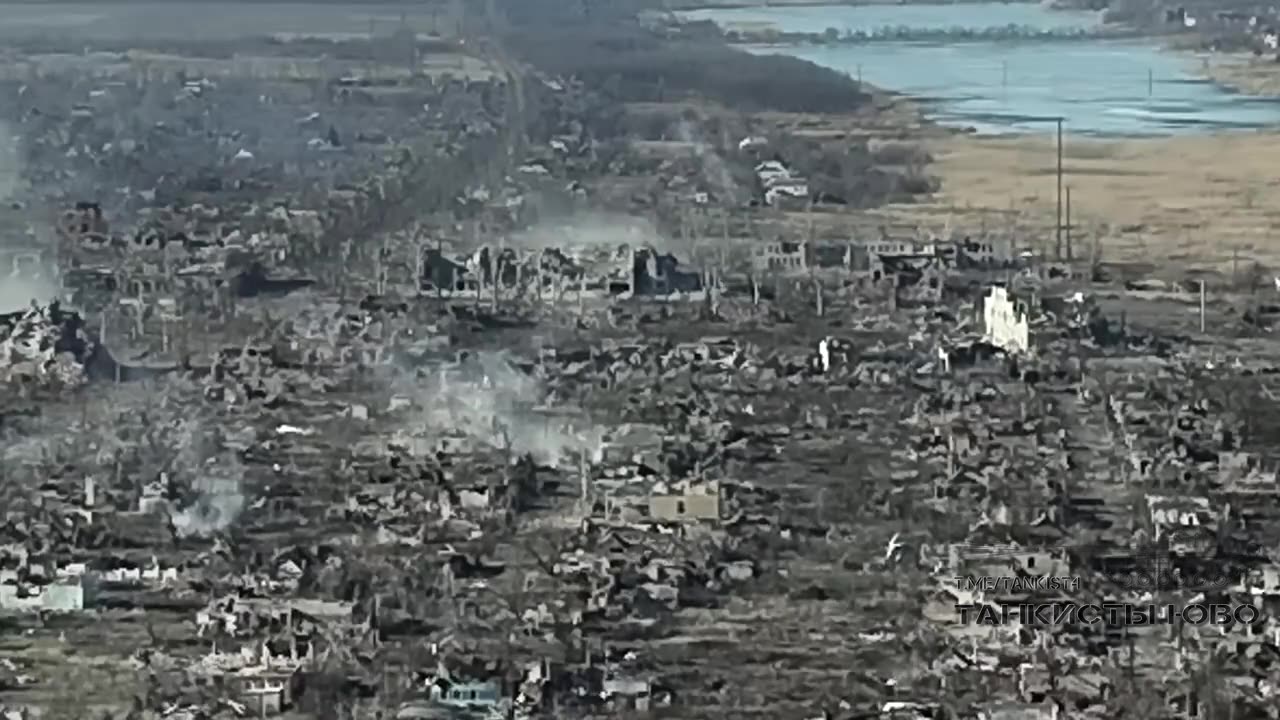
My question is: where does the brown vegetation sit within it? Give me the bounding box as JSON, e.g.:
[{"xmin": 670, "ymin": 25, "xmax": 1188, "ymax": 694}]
[
  {"xmin": 886, "ymin": 130, "xmax": 1280, "ymax": 274},
  {"xmin": 772, "ymin": 132, "xmax": 939, "ymax": 206},
  {"xmin": 508, "ymin": 25, "xmax": 871, "ymax": 114}
]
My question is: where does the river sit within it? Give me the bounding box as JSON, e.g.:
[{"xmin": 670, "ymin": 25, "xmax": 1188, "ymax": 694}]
[{"xmin": 682, "ymin": 3, "xmax": 1280, "ymax": 136}]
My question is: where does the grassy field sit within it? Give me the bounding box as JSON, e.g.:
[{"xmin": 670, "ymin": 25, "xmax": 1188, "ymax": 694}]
[
  {"xmin": 0, "ymin": 2, "xmax": 451, "ymax": 40},
  {"xmin": 1204, "ymin": 53, "xmax": 1280, "ymax": 96},
  {"xmin": 879, "ymin": 129, "xmax": 1280, "ymax": 276}
]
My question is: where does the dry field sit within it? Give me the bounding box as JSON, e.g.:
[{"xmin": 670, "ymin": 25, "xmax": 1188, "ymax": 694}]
[
  {"xmin": 882, "ymin": 130, "xmax": 1280, "ymax": 276},
  {"xmin": 1204, "ymin": 53, "xmax": 1280, "ymax": 96},
  {"xmin": 0, "ymin": 2, "xmax": 454, "ymax": 41}
]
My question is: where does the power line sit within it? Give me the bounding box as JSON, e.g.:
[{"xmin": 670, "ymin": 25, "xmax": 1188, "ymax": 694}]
[{"xmin": 1055, "ymin": 116, "xmax": 1063, "ymax": 261}]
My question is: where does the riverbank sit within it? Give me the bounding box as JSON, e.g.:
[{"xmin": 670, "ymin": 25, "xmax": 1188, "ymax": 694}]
[
  {"xmin": 697, "ymin": 24, "xmax": 1138, "ymax": 45},
  {"xmin": 662, "ymin": 0, "xmax": 1040, "ymax": 8},
  {"xmin": 666, "ymin": 0, "xmax": 1280, "ymax": 275}
]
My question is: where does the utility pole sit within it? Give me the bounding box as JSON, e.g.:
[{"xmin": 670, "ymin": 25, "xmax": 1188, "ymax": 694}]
[
  {"xmin": 807, "ymin": 198, "xmax": 820, "ymax": 316},
  {"xmin": 1065, "ymin": 186, "xmax": 1072, "ymax": 262},
  {"xmin": 491, "ymin": 255, "xmax": 501, "ymax": 312},
  {"xmin": 1200, "ymin": 280, "xmax": 1207, "ymax": 333},
  {"xmin": 1055, "ymin": 117, "xmax": 1064, "ymax": 261}
]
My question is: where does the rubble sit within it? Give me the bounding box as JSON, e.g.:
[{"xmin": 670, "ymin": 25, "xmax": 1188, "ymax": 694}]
[{"xmin": 1, "ymin": 11, "xmax": 1279, "ymax": 720}]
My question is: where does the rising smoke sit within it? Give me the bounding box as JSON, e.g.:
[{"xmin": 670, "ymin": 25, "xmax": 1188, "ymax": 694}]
[
  {"xmin": 674, "ymin": 119, "xmax": 738, "ymax": 202},
  {"xmin": 167, "ymin": 419, "xmax": 247, "ymax": 537},
  {"xmin": 509, "ymin": 211, "xmax": 672, "ymax": 254},
  {"xmin": 0, "ymin": 120, "xmax": 60, "ymax": 314},
  {"xmin": 0, "ymin": 120, "xmax": 17, "ymax": 200},
  {"xmin": 405, "ymin": 351, "xmax": 602, "ymax": 468},
  {"xmin": 0, "ymin": 276, "xmax": 59, "ymax": 314},
  {"xmin": 171, "ymin": 473, "xmax": 246, "ymax": 538}
]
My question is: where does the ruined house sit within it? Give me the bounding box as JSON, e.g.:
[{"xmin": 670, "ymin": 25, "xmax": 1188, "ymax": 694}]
[
  {"xmin": 885, "ymin": 255, "xmax": 946, "ymax": 305},
  {"xmin": 602, "ymin": 676, "xmax": 653, "ymax": 712},
  {"xmin": 983, "ymin": 286, "xmax": 1031, "ymax": 355},
  {"xmin": 867, "ymin": 238, "xmax": 937, "ymax": 259},
  {"xmin": 431, "ymin": 678, "xmax": 503, "ymax": 708},
  {"xmin": 1145, "ymin": 494, "xmax": 1217, "ymax": 540},
  {"xmin": 418, "ymin": 248, "xmax": 470, "ymax": 293},
  {"xmin": 236, "ymin": 667, "xmax": 297, "ymax": 716},
  {"xmin": 0, "ymin": 246, "xmax": 52, "ymax": 280},
  {"xmin": 632, "ymin": 247, "xmax": 702, "ymax": 295},
  {"xmin": 57, "ymin": 201, "xmax": 109, "ymax": 244},
  {"xmin": 957, "ymin": 236, "xmax": 1015, "ymax": 268},
  {"xmin": 753, "ymin": 240, "xmax": 807, "ymax": 274},
  {"xmin": 0, "ymin": 576, "xmax": 85, "ymax": 612},
  {"xmin": 0, "ymin": 303, "xmax": 102, "ymax": 386},
  {"xmin": 649, "ymin": 481, "xmax": 720, "ymax": 523},
  {"xmin": 191, "ymin": 644, "xmax": 302, "ymax": 717}
]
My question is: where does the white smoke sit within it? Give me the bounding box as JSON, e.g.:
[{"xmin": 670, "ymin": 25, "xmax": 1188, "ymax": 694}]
[
  {"xmin": 0, "ymin": 120, "xmax": 17, "ymax": 200},
  {"xmin": 509, "ymin": 212, "xmax": 671, "ymax": 253},
  {"xmin": 406, "ymin": 351, "xmax": 602, "ymax": 468},
  {"xmin": 0, "ymin": 119, "xmax": 61, "ymax": 314},
  {"xmin": 674, "ymin": 119, "xmax": 738, "ymax": 201},
  {"xmin": 0, "ymin": 275, "xmax": 59, "ymax": 314},
  {"xmin": 167, "ymin": 419, "xmax": 246, "ymax": 537},
  {"xmin": 172, "ymin": 472, "xmax": 245, "ymax": 538}
]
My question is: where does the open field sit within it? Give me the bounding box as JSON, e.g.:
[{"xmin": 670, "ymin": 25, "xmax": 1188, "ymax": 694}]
[
  {"xmin": 0, "ymin": 2, "xmax": 455, "ymax": 40},
  {"xmin": 1204, "ymin": 53, "xmax": 1280, "ymax": 97},
  {"xmin": 885, "ymin": 130, "xmax": 1280, "ymax": 276}
]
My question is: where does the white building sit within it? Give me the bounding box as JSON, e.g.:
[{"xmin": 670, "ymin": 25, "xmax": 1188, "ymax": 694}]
[
  {"xmin": 0, "ymin": 578, "xmax": 85, "ymax": 612},
  {"xmin": 754, "ymin": 160, "xmax": 791, "ymax": 185},
  {"xmin": 982, "ymin": 286, "xmax": 1030, "ymax": 355}
]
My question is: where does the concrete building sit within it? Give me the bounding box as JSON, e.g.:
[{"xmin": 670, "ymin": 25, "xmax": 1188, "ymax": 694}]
[
  {"xmin": 235, "ymin": 669, "xmax": 296, "ymax": 716},
  {"xmin": 957, "ymin": 236, "xmax": 1015, "ymax": 268},
  {"xmin": 603, "ymin": 676, "xmax": 653, "ymax": 711},
  {"xmin": 983, "ymin": 286, "xmax": 1030, "ymax": 355},
  {"xmin": 649, "ymin": 483, "xmax": 720, "ymax": 523},
  {"xmin": 433, "ymin": 678, "xmax": 502, "ymax": 707},
  {"xmin": 0, "ymin": 578, "xmax": 85, "ymax": 612},
  {"xmin": 867, "ymin": 238, "xmax": 937, "ymax": 258},
  {"xmin": 753, "ymin": 240, "xmax": 807, "ymax": 273}
]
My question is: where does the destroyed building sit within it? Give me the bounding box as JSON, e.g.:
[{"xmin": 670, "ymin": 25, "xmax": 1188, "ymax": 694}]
[{"xmin": 983, "ymin": 285, "xmax": 1031, "ymax": 355}]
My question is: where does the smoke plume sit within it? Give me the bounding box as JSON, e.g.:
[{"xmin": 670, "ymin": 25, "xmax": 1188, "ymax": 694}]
[
  {"xmin": 674, "ymin": 119, "xmax": 738, "ymax": 201},
  {"xmin": 406, "ymin": 351, "xmax": 602, "ymax": 468},
  {"xmin": 168, "ymin": 419, "xmax": 247, "ymax": 537},
  {"xmin": 0, "ymin": 120, "xmax": 17, "ymax": 200},
  {"xmin": 0, "ymin": 275, "xmax": 59, "ymax": 314},
  {"xmin": 509, "ymin": 211, "xmax": 672, "ymax": 253},
  {"xmin": 171, "ymin": 473, "xmax": 246, "ymax": 538},
  {"xmin": 0, "ymin": 120, "xmax": 61, "ymax": 314}
]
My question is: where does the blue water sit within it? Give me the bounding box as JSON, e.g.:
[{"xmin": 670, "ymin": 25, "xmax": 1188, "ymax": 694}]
[
  {"xmin": 683, "ymin": 2, "xmax": 1101, "ymax": 35},
  {"xmin": 683, "ymin": 3, "xmax": 1280, "ymax": 136}
]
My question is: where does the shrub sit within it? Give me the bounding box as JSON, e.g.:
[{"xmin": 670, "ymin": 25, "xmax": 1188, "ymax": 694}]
[{"xmin": 508, "ymin": 26, "xmax": 871, "ymax": 114}]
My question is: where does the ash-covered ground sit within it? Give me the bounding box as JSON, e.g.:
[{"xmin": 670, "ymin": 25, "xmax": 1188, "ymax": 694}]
[{"xmin": 3, "ymin": 4, "xmax": 1280, "ymax": 720}]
